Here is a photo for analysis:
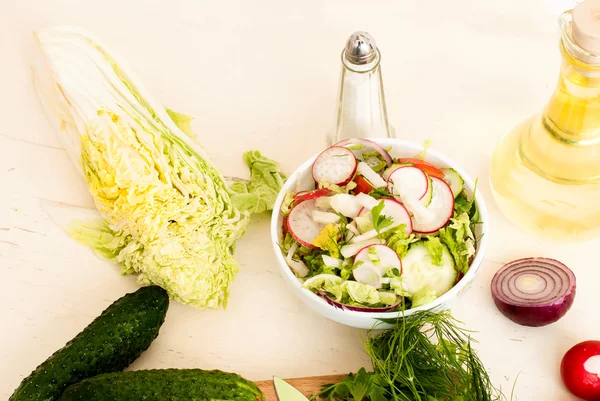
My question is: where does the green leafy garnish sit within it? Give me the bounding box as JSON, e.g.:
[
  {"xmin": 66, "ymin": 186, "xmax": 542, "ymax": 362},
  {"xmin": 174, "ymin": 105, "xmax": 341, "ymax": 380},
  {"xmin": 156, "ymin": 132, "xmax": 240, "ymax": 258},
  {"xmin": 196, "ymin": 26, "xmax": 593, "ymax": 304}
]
[
  {"xmin": 371, "ymin": 201, "xmax": 394, "ymax": 233},
  {"xmin": 369, "ymin": 187, "xmax": 394, "ymax": 199}
]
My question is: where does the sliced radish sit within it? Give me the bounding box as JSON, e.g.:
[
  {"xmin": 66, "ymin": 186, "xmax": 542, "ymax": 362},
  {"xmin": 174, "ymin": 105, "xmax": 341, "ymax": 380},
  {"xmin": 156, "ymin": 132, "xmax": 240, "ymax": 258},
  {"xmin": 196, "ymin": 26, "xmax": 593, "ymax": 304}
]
[
  {"xmin": 382, "ymin": 163, "xmax": 412, "ymax": 180},
  {"xmin": 355, "ymin": 193, "xmax": 380, "ymax": 210},
  {"xmin": 355, "ymin": 198, "xmax": 412, "ymax": 236},
  {"xmin": 311, "ymin": 210, "xmax": 341, "ymax": 224},
  {"xmin": 287, "ymin": 200, "xmax": 324, "ymax": 248},
  {"xmin": 411, "ymin": 177, "xmax": 454, "ymax": 234},
  {"xmin": 387, "ymin": 166, "xmax": 429, "ymax": 201},
  {"xmin": 356, "ymin": 162, "xmax": 387, "ymax": 188},
  {"xmin": 334, "ymin": 138, "xmax": 393, "ymax": 167},
  {"xmin": 340, "ymin": 239, "xmax": 383, "ymax": 258},
  {"xmin": 294, "ymin": 188, "xmax": 332, "ymax": 203},
  {"xmin": 353, "ymin": 263, "xmax": 384, "ymax": 289},
  {"xmin": 312, "ymin": 146, "xmax": 357, "ymax": 186},
  {"xmin": 329, "ymin": 194, "xmax": 362, "ymax": 218},
  {"xmin": 354, "ymin": 244, "xmax": 401, "ymax": 274}
]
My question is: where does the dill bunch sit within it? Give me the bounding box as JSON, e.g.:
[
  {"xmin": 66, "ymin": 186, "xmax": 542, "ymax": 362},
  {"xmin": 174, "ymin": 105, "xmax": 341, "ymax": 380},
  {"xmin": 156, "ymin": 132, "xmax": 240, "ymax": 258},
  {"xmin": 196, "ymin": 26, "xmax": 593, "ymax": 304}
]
[{"xmin": 315, "ymin": 311, "xmax": 511, "ymax": 401}]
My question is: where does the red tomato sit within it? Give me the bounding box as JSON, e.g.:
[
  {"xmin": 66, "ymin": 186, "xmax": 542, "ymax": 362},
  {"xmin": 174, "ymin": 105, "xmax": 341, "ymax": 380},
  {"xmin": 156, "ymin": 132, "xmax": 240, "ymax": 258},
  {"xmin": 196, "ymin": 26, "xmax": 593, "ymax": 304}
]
[
  {"xmin": 294, "ymin": 188, "xmax": 332, "ymax": 203},
  {"xmin": 353, "ymin": 175, "xmax": 375, "ymax": 195},
  {"xmin": 561, "ymin": 340, "xmax": 600, "ymax": 401},
  {"xmin": 397, "ymin": 158, "xmax": 445, "ymax": 179}
]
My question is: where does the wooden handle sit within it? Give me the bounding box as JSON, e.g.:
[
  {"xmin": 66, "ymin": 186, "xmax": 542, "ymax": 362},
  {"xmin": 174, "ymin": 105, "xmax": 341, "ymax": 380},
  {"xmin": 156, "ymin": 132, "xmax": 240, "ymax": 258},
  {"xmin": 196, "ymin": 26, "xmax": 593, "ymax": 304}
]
[{"xmin": 255, "ymin": 374, "xmax": 346, "ymax": 401}]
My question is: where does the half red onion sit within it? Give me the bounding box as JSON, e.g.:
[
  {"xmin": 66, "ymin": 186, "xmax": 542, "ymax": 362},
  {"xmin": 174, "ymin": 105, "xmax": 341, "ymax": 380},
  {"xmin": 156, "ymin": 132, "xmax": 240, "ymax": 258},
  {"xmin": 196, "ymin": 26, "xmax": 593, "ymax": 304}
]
[
  {"xmin": 318, "ymin": 291, "xmax": 402, "ymax": 313},
  {"xmin": 491, "ymin": 257, "xmax": 576, "ymax": 327},
  {"xmin": 334, "ymin": 138, "xmax": 393, "ymax": 167}
]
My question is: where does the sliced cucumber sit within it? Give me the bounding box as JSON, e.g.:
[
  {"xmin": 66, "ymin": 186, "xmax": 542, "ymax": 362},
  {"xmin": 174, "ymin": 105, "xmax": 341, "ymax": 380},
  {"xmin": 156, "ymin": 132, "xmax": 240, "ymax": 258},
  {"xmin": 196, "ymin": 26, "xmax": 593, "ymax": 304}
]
[
  {"xmin": 420, "ymin": 176, "xmax": 433, "ymax": 206},
  {"xmin": 441, "ymin": 168, "xmax": 464, "ymax": 198},
  {"xmin": 396, "ymin": 242, "xmax": 457, "ymax": 301}
]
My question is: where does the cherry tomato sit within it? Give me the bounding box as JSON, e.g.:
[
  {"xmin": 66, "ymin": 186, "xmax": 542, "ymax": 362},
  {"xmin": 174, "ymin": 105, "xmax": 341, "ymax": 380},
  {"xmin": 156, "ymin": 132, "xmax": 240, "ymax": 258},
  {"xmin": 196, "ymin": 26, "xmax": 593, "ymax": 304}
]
[
  {"xmin": 397, "ymin": 158, "xmax": 445, "ymax": 179},
  {"xmin": 353, "ymin": 175, "xmax": 375, "ymax": 195},
  {"xmin": 561, "ymin": 340, "xmax": 600, "ymax": 401}
]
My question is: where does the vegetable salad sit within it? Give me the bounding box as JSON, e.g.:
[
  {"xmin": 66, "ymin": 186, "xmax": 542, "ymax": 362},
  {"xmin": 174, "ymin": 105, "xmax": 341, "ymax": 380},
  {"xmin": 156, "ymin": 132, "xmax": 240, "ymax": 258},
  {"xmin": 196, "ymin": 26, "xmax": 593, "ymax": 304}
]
[{"xmin": 279, "ymin": 139, "xmax": 480, "ymax": 311}]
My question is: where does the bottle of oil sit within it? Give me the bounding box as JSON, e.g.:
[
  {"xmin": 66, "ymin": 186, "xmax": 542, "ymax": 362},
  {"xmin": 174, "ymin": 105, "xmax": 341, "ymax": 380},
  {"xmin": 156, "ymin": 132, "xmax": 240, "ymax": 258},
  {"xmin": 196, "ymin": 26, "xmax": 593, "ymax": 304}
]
[
  {"xmin": 326, "ymin": 31, "xmax": 395, "ymax": 146},
  {"xmin": 490, "ymin": 0, "xmax": 600, "ymax": 241}
]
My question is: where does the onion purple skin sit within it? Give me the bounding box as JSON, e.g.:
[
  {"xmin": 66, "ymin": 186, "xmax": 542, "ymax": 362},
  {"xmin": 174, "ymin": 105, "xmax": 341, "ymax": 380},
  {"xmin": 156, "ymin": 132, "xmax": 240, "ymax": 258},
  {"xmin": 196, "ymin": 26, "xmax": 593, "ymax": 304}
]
[
  {"xmin": 492, "ymin": 289, "xmax": 576, "ymax": 327},
  {"xmin": 334, "ymin": 138, "xmax": 394, "ymax": 167},
  {"xmin": 491, "ymin": 257, "xmax": 577, "ymax": 327},
  {"xmin": 318, "ymin": 291, "xmax": 402, "ymax": 313}
]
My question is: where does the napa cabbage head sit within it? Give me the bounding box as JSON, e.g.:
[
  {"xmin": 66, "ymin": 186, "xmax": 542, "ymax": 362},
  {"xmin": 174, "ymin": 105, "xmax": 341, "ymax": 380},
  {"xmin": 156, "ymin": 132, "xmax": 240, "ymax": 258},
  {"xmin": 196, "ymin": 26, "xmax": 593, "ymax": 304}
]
[{"xmin": 32, "ymin": 26, "xmax": 284, "ymax": 309}]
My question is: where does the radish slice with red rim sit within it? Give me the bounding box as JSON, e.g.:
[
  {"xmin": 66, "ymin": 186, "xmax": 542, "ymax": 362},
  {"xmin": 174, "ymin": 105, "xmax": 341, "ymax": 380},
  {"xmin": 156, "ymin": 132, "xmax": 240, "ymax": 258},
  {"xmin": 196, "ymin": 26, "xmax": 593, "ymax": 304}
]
[
  {"xmin": 491, "ymin": 257, "xmax": 576, "ymax": 327},
  {"xmin": 354, "ymin": 244, "xmax": 401, "ymax": 274},
  {"xmin": 387, "ymin": 166, "xmax": 429, "ymax": 201},
  {"xmin": 317, "ymin": 291, "xmax": 402, "ymax": 312},
  {"xmin": 287, "ymin": 199, "xmax": 324, "ymax": 248},
  {"xmin": 294, "ymin": 188, "xmax": 332, "ymax": 203},
  {"xmin": 334, "ymin": 138, "xmax": 393, "ymax": 167},
  {"xmin": 312, "ymin": 146, "xmax": 357, "ymax": 186},
  {"xmin": 352, "ymin": 263, "xmax": 384, "ymax": 289},
  {"xmin": 411, "ymin": 177, "xmax": 454, "ymax": 234}
]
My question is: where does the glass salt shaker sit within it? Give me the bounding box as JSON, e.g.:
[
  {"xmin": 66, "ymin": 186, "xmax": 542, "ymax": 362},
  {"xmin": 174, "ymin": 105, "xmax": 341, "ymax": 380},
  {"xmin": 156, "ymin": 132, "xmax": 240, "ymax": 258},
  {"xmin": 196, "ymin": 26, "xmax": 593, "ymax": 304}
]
[{"xmin": 326, "ymin": 31, "xmax": 396, "ymax": 146}]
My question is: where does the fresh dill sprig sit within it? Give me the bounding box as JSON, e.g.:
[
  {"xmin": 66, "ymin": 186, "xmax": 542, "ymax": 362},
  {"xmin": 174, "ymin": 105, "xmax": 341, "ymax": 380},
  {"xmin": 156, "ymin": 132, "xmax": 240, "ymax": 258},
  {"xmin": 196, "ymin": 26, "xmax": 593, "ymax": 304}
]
[{"xmin": 315, "ymin": 311, "xmax": 514, "ymax": 401}]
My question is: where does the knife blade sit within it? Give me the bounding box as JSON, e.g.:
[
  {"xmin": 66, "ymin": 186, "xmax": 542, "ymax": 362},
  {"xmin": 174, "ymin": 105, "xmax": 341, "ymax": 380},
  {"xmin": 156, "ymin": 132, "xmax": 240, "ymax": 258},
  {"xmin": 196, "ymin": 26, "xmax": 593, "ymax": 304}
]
[{"xmin": 273, "ymin": 376, "xmax": 310, "ymax": 401}]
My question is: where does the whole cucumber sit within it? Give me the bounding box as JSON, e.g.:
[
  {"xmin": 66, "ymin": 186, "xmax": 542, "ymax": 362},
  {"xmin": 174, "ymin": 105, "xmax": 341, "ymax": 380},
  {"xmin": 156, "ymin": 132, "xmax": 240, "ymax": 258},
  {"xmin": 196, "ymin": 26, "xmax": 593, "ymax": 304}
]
[
  {"xmin": 10, "ymin": 286, "xmax": 169, "ymax": 401},
  {"xmin": 60, "ymin": 369, "xmax": 265, "ymax": 401}
]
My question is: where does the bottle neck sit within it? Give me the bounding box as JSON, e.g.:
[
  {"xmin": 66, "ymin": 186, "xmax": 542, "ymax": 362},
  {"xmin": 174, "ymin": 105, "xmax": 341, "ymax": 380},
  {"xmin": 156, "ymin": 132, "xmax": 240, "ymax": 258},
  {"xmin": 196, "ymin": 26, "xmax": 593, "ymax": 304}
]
[
  {"xmin": 542, "ymin": 35, "xmax": 600, "ymax": 144},
  {"xmin": 331, "ymin": 50, "xmax": 392, "ymax": 144}
]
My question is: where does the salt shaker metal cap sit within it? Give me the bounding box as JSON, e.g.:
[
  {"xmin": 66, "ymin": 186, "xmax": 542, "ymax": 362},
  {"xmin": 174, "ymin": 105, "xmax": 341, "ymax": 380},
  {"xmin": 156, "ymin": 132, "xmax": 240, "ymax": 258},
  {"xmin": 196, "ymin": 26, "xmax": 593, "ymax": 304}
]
[{"xmin": 344, "ymin": 31, "xmax": 377, "ymax": 65}]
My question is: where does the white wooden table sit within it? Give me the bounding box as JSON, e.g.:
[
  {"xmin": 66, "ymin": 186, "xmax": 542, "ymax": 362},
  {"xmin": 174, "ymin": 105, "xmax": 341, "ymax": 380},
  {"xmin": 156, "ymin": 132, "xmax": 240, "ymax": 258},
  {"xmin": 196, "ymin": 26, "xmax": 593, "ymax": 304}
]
[{"xmin": 1, "ymin": 1, "xmax": 594, "ymax": 399}]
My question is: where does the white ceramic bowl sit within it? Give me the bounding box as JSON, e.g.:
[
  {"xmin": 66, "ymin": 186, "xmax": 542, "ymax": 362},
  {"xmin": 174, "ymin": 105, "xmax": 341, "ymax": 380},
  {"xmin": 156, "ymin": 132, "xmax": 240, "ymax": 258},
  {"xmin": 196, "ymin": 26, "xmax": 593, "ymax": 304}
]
[{"xmin": 270, "ymin": 138, "xmax": 488, "ymax": 329}]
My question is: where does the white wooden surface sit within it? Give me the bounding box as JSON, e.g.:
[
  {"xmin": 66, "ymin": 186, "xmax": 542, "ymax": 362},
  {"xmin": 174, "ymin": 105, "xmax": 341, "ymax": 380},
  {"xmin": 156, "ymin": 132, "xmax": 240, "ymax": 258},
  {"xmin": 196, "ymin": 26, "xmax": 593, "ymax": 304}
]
[{"xmin": 0, "ymin": 1, "xmax": 596, "ymax": 399}]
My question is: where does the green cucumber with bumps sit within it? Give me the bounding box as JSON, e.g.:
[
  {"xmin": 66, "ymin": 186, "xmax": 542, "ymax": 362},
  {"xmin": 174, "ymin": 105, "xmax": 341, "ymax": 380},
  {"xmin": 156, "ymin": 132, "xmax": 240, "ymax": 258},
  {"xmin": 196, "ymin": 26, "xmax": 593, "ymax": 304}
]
[
  {"xmin": 59, "ymin": 369, "xmax": 265, "ymax": 401},
  {"xmin": 10, "ymin": 286, "xmax": 169, "ymax": 401}
]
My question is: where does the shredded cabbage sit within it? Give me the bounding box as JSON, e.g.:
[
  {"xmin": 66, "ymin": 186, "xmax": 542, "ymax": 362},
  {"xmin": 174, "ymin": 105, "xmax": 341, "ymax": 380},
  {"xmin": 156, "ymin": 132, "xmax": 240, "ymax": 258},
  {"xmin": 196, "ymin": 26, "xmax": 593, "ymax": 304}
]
[{"xmin": 32, "ymin": 26, "xmax": 283, "ymax": 309}]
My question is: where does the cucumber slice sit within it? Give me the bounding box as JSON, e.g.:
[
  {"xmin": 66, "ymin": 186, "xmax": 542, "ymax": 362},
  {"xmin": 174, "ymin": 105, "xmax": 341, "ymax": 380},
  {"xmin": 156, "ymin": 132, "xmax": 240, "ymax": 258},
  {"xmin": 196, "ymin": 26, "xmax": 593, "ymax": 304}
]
[
  {"xmin": 441, "ymin": 168, "xmax": 464, "ymax": 198},
  {"xmin": 420, "ymin": 176, "xmax": 433, "ymax": 206},
  {"xmin": 396, "ymin": 242, "xmax": 457, "ymax": 301}
]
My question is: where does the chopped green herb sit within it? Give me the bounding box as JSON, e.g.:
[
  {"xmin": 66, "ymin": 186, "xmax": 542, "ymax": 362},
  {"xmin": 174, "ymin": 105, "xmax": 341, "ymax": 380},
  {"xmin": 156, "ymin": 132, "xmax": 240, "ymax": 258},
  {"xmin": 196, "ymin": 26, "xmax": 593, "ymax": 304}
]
[{"xmin": 371, "ymin": 201, "xmax": 394, "ymax": 233}]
